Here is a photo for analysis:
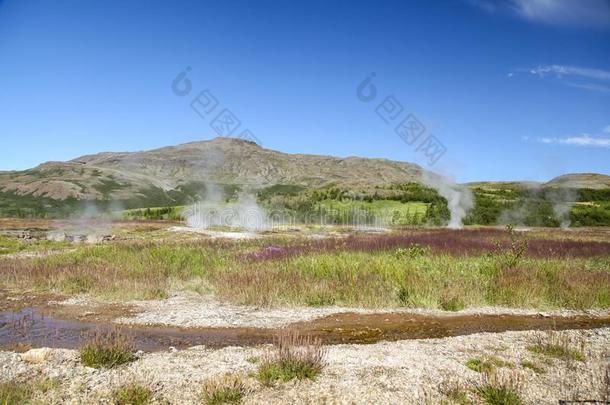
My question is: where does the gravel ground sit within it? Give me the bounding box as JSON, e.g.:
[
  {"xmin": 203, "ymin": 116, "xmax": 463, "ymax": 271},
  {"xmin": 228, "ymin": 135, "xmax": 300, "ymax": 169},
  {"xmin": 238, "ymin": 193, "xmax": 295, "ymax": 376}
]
[{"xmin": 1, "ymin": 328, "xmax": 609, "ymax": 404}]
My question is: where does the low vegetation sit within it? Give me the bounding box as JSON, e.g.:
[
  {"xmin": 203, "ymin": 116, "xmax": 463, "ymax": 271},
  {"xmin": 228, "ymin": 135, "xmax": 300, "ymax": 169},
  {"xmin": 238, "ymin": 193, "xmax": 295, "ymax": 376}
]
[
  {"xmin": 112, "ymin": 382, "xmax": 153, "ymax": 405},
  {"xmin": 200, "ymin": 374, "xmax": 249, "ymax": 405},
  {"xmin": 0, "ymin": 379, "xmax": 56, "ymax": 404},
  {"xmin": 465, "ymin": 357, "xmax": 511, "ymax": 373},
  {"xmin": 256, "ymin": 331, "xmax": 326, "ymax": 386},
  {"xmin": 527, "ymin": 331, "xmax": 585, "ymax": 362},
  {"xmin": 0, "ymin": 381, "xmax": 35, "ymax": 404},
  {"xmin": 439, "ymin": 379, "xmax": 471, "ymax": 405},
  {"xmin": 474, "ymin": 372, "xmax": 522, "ymax": 405},
  {"xmin": 79, "ymin": 328, "xmax": 134, "ymax": 368},
  {"xmin": 0, "ymin": 224, "xmax": 608, "ymax": 309},
  {"xmin": 520, "ymin": 360, "xmax": 545, "ymax": 374},
  {"xmin": 0, "ymin": 227, "xmax": 608, "ymax": 307}
]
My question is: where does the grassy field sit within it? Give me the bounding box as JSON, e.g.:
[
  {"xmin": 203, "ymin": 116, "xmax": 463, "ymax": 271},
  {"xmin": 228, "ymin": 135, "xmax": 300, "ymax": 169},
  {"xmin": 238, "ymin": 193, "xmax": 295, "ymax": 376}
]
[
  {"xmin": 314, "ymin": 200, "xmax": 428, "ymax": 225},
  {"xmin": 0, "ymin": 222, "xmax": 608, "ymax": 310}
]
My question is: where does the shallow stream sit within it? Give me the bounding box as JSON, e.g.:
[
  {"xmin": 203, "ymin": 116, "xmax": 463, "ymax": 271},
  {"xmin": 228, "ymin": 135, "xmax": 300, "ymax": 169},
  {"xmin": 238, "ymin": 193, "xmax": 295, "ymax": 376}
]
[{"xmin": 2, "ymin": 308, "xmax": 609, "ymax": 352}]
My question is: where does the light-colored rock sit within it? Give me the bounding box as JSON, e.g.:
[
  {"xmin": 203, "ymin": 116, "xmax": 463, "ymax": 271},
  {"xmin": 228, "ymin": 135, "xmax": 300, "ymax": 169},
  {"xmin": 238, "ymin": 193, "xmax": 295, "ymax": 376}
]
[{"xmin": 20, "ymin": 347, "xmax": 53, "ymax": 364}]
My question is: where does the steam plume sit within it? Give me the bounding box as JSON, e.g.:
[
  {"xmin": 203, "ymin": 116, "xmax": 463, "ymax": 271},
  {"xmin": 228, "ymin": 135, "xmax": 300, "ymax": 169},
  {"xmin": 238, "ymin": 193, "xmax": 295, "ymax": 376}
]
[
  {"xmin": 183, "ymin": 185, "xmax": 268, "ymax": 231},
  {"xmin": 421, "ymin": 170, "xmax": 474, "ymax": 229}
]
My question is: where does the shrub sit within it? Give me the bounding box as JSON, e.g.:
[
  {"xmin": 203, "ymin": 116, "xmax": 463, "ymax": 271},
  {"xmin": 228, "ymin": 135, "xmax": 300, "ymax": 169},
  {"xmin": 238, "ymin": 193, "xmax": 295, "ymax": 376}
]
[
  {"xmin": 200, "ymin": 374, "xmax": 248, "ymax": 405},
  {"xmin": 256, "ymin": 330, "xmax": 326, "ymax": 386},
  {"xmin": 79, "ymin": 328, "xmax": 134, "ymax": 368},
  {"xmin": 491, "ymin": 225, "xmax": 529, "ymax": 268},
  {"xmin": 112, "ymin": 382, "xmax": 152, "ymax": 405},
  {"xmin": 527, "ymin": 331, "xmax": 585, "ymax": 362}
]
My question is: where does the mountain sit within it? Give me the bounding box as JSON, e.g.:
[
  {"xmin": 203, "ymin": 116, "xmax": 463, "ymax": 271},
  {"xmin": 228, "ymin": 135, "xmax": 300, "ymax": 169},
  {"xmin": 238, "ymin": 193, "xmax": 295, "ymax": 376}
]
[
  {"xmin": 0, "ymin": 137, "xmax": 424, "ymax": 202},
  {"xmin": 466, "ymin": 174, "xmax": 610, "ymax": 191},
  {"xmin": 1, "ymin": 137, "xmax": 608, "ymax": 217},
  {"xmin": 544, "ymin": 173, "xmax": 610, "ymax": 190}
]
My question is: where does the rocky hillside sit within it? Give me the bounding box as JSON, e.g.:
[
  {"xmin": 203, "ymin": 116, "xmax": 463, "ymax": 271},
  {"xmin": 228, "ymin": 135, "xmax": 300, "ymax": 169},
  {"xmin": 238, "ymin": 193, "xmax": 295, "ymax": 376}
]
[
  {"xmin": 544, "ymin": 173, "xmax": 610, "ymax": 190},
  {"xmin": 1, "ymin": 137, "xmax": 608, "ymax": 219},
  {"xmin": 0, "ymin": 137, "xmax": 423, "ymax": 202},
  {"xmin": 467, "ymin": 173, "xmax": 610, "ymax": 191}
]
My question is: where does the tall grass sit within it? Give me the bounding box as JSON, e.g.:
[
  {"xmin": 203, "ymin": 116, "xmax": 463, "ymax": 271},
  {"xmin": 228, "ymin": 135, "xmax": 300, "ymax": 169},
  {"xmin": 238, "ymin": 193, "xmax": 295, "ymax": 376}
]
[
  {"xmin": 215, "ymin": 251, "xmax": 610, "ymax": 309},
  {"xmin": 79, "ymin": 328, "xmax": 134, "ymax": 368},
  {"xmin": 247, "ymin": 229, "xmax": 610, "ymax": 261},
  {"xmin": 256, "ymin": 330, "xmax": 326, "ymax": 386},
  {"xmin": 0, "ymin": 231, "xmax": 608, "ymax": 309}
]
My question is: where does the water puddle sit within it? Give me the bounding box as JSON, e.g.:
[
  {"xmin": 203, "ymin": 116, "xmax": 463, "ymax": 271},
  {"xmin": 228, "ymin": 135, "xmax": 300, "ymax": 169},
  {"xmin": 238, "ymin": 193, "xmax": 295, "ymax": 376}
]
[{"xmin": 2, "ymin": 308, "xmax": 610, "ymax": 352}]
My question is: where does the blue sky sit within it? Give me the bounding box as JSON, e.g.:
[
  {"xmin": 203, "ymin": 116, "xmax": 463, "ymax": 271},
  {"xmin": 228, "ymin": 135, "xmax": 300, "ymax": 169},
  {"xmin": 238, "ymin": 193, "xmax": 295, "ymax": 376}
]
[{"xmin": 0, "ymin": 0, "xmax": 609, "ymax": 182}]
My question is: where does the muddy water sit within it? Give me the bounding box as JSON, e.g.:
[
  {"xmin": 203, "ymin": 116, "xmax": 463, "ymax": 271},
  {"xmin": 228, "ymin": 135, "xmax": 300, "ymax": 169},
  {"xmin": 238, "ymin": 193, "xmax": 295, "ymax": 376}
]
[{"xmin": 2, "ymin": 308, "xmax": 610, "ymax": 352}]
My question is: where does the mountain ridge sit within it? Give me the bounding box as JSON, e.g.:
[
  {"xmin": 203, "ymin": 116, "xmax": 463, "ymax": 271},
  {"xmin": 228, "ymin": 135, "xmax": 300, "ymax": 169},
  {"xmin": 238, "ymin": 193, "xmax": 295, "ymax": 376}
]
[{"xmin": 1, "ymin": 137, "xmax": 609, "ymax": 204}]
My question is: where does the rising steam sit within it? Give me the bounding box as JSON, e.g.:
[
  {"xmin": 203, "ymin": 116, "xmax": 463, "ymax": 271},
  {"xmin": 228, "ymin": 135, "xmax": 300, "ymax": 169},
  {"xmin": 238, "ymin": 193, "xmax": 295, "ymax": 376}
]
[
  {"xmin": 182, "ymin": 185, "xmax": 268, "ymax": 231},
  {"xmin": 547, "ymin": 187, "xmax": 577, "ymax": 229},
  {"xmin": 421, "ymin": 170, "xmax": 474, "ymax": 229}
]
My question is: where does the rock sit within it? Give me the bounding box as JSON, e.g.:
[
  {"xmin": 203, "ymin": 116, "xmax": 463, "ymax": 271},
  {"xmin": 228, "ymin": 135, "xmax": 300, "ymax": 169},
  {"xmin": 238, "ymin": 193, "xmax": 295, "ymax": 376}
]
[{"xmin": 20, "ymin": 347, "xmax": 52, "ymax": 364}]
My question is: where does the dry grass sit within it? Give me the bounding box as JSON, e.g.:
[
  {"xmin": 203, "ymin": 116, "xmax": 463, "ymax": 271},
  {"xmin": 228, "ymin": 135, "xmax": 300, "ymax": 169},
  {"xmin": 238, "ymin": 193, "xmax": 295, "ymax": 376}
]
[
  {"xmin": 200, "ymin": 374, "xmax": 249, "ymax": 405},
  {"xmin": 439, "ymin": 378, "xmax": 472, "ymax": 404},
  {"xmin": 256, "ymin": 330, "xmax": 326, "ymax": 386}
]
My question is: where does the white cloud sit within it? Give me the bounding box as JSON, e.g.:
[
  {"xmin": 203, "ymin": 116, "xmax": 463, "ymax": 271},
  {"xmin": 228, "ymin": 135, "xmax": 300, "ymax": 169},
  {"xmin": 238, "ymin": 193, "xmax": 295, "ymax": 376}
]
[
  {"xmin": 469, "ymin": 0, "xmax": 610, "ymax": 29},
  {"xmin": 519, "ymin": 64, "xmax": 610, "ymax": 94},
  {"xmin": 529, "ymin": 65, "xmax": 610, "ymax": 81},
  {"xmin": 538, "ymin": 134, "xmax": 610, "ymax": 148}
]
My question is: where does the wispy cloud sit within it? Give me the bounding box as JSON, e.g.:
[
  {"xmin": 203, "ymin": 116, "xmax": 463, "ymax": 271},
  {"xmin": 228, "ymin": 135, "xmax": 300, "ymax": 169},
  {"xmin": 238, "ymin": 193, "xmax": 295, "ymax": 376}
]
[
  {"xmin": 529, "ymin": 65, "xmax": 610, "ymax": 81},
  {"xmin": 510, "ymin": 64, "xmax": 610, "ymax": 94},
  {"xmin": 539, "ymin": 135, "xmax": 610, "ymax": 148},
  {"xmin": 534, "ymin": 126, "xmax": 610, "ymax": 148},
  {"xmin": 468, "ymin": 0, "xmax": 610, "ymax": 29}
]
